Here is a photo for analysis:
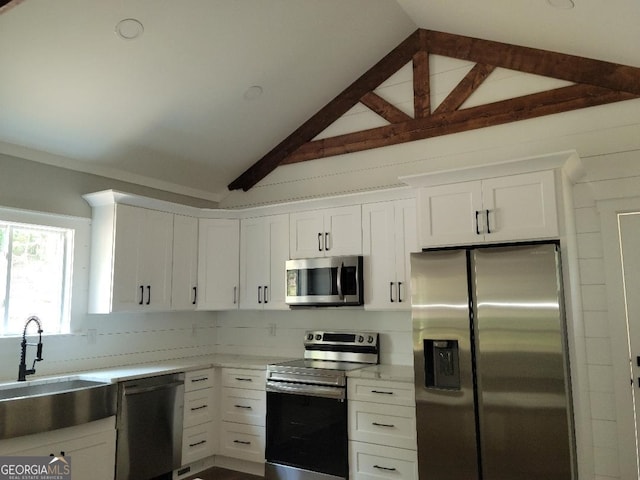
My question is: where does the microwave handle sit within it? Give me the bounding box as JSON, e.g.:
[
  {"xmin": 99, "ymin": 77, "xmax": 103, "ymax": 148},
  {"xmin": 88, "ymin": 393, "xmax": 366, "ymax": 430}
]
[{"xmin": 337, "ymin": 262, "xmax": 344, "ymax": 300}]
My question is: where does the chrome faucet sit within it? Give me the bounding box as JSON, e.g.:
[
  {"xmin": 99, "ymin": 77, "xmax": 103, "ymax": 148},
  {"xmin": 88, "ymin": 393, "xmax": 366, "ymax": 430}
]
[{"xmin": 17, "ymin": 316, "xmax": 44, "ymax": 381}]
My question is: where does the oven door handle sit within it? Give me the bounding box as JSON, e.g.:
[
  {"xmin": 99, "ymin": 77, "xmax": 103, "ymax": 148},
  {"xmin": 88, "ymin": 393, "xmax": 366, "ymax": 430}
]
[{"xmin": 266, "ymin": 381, "xmax": 345, "ymax": 400}]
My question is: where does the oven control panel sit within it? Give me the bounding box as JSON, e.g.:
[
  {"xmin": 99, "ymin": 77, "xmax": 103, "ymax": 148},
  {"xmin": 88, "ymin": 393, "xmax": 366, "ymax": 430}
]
[{"xmin": 304, "ymin": 331, "xmax": 379, "ymax": 348}]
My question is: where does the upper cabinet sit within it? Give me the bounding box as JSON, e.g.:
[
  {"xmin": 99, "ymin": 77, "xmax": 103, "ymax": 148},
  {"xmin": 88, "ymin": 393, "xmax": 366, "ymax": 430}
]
[
  {"xmin": 290, "ymin": 205, "xmax": 362, "ymax": 259},
  {"xmin": 171, "ymin": 214, "xmax": 199, "ymax": 310},
  {"xmin": 85, "ymin": 199, "xmax": 174, "ymax": 314},
  {"xmin": 197, "ymin": 218, "xmax": 240, "ymax": 310},
  {"xmin": 362, "ymin": 199, "xmax": 417, "ymax": 310},
  {"xmin": 240, "ymin": 214, "xmax": 289, "ymax": 310},
  {"xmin": 417, "ymin": 170, "xmax": 558, "ymax": 248}
]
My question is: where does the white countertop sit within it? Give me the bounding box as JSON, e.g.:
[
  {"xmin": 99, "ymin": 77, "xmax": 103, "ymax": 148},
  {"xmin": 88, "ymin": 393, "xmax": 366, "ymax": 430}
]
[{"xmin": 347, "ymin": 364, "xmax": 414, "ymax": 383}]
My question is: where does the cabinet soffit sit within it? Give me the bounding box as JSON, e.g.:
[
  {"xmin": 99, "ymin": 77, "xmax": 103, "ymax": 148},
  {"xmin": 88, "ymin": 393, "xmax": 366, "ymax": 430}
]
[{"xmin": 229, "ymin": 28, "xmax": 640, "ymax": 192}]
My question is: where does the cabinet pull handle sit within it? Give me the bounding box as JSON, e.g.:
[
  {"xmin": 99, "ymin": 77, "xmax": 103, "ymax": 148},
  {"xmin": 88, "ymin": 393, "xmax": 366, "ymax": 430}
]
[
  {"xmin": 389, "ymin": 282, "xmax": 395, "ymax": 302},
  {"xmin": 191, "ymin": 404, "xmax": 208, "ymax": 411},
  {"xmin": 325, "ymin": 232, "xmax": 330, "ymax": 251},
  {"xmin": 318, "ymin": 232, "xmax": 323, "ymax": 252},
  {"xmin": 235, "ymin": 377, "xmax": 253, "ymax": 382},
  {"xmin": 233, "ymin": 440, "xmax": 251, "ymax": 445},
  {"xmin": 233, "ymin": 286, "xmax": 237, "ymax": 304},
  {"xmin": 146, "ymin": 285, "xmax": 151, "ymax": 305},
  {"xmin": 191, "ymin": 377, "xmax": 208, "ymax": 383},
  {"xmin": 397, "ymin": 282, "xmax": 403, "ymax": 303},
  {"xmin": 234, "ymin": 404, "xmax": 252, "ymax": 409},
  {"xmin": 373, "ymin": 465, "xmax": 397, "ymax": 472},
  {"xmin": 189, "ymin": 440, "xmax": 207, "ymax": 448},
  {"xmin": 371, "ymin": 390, "xmax": 394, "ymax": 395},
  {"xmin": 139, "ymin": 285, "xmax": 144, "ymax": 305},
  {"xmin": 192, "ymin": 286, "xmax": 197, "ymax": 305},
  {"xmin": 475, "ymin": 210, "xmax": 481, "ymax": 235},
  {"xmin": 372, "ymin": 422, "xmax": 396, "ymax": 428},
  {"xmin": 264, "ymin": 285, "xmax": 268, "ymax": 304},
  {"xmin": 486, "ymin": 209, "xmax": 491, "ymax": 234},
  {"xmin": 258, "ymin": 286, "xmax": 262, "ymax": 304}
]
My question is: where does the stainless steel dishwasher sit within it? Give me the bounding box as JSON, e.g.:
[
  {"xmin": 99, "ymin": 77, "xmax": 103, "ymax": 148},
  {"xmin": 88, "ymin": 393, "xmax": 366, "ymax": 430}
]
[{"xmin": 116, "ymin": 372, "xmax": 185, "ymax": 480}]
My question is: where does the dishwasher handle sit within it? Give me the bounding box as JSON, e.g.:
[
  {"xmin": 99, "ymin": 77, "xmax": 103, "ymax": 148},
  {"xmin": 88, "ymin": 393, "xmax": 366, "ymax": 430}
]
[{"xmin": 123, "ymin": 380, "xmax": 184, "ymax": 396}]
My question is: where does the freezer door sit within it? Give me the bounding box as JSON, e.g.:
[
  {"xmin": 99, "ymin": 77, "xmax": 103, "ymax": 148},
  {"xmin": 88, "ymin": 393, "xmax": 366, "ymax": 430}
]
[
  {"xmin": 411, "ymin": 250, "xmax": 480, "ymax": 480},
  {"xmin": 473, "ymin": 244, "xmax": 573, "ymax": 480}
]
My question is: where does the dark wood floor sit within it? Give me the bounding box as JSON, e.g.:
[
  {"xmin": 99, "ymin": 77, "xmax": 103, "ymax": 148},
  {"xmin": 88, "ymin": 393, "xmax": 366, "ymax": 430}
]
[{"xmin": 184, "ymin": 467, "xmax": 262, "ymax": 480}]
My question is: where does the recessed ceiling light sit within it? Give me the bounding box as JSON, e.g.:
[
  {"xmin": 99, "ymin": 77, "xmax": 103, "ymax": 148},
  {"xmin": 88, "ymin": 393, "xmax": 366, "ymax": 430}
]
[
  {"xmin": 115, "ymin": 18, "xmax": 144, "ymax": 40},
  {"xmin": 243, "ymin": 85, "xmax": 264, "ymax": 101},
  {"xmin": 546, "ymin": 0, "xmax": 575, "ymax": 9}
]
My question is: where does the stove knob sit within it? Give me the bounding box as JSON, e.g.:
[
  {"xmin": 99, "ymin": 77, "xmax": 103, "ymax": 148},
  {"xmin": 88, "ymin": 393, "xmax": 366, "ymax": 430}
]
[
  {"xmin": 358, "ymin": 335, "xmax": 364, "ymax": 343},
  {"xmin": 307, "ymin": 333, "xmax": 314, "ymax": 341},
  {"xmin": 315, "ymin": 334, "xmax": 322, "ymax": 340},
  {"xmin": 368, "ymin": 335, "xmax": 375, "ymax": 343}
]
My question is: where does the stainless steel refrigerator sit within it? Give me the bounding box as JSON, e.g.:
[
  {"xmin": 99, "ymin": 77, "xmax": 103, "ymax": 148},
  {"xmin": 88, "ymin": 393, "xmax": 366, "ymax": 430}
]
[{"xmin": 411, "ymin": 243, "xmax": 575, "ymax": 480}]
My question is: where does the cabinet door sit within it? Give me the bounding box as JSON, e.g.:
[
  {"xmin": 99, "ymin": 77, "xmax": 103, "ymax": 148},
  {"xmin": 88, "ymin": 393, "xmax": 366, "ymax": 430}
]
[
  {"xmin": 140, "ymin": 208, "xmax": 174, "ymax": 311},
  {"xmin": 264, "ymin": 214, "xmax": 289, "ymax": 310},
  {"xmin": 418, "ymin": 181, "xmax": 483, "ymax": 248},
  {"xmin": 362, "ymin": 202, "xmax": 397, "ymax": 309},
  {"xmin": 197, "ymin": 218, "xmax": 240, "ymax": 310},
  {"xmin": 393, "ymin": 199, "xmax": 417, "ymax": 309},
  {"xmin": 112, "ymin": 204, "xmax": 145, "ymax": 311},
  {"xmin": 172, "ymin": 215, "xmax": 199, "ymax": 310},
  {"xmin": 325, "ymin": 205, "xmax": 362, "ymax": 256},
  {"xmin": 289, "ymin": 210, "xmax": 325, "ymax": 259},
  {"xmin": 240, "ymin": 217, "xmax": 268, "ymax": 309},
  {"xmin": 482, "ymin": 170, "xmax": 558, "ymax": 242}
]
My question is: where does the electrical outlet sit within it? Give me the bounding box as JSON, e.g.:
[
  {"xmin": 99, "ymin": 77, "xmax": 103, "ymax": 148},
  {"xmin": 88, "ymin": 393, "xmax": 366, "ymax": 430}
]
[
  {"xmin": 192, "ymin": 323, "xmax": 198, "ymax": 337},
  {"xmin": 269, "ymin": 323, "xmax": 277, "ymax": 336}
]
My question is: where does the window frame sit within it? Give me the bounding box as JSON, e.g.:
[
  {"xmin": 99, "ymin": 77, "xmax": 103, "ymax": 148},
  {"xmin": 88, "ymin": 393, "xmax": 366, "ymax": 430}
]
[{"xmin": 0, "ymin": 206, "xmax": 90, "ymax": 338}]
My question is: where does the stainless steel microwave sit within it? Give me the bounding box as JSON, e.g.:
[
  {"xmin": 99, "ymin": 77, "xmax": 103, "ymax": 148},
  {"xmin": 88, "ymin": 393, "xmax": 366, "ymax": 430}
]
[{"xmin": 285, "ymin": 256, "xmax": 364, "ymax": 307}]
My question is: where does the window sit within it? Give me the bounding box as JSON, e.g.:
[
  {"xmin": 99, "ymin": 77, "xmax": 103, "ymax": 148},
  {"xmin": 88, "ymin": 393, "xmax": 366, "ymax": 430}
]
[{"xmin": 0, "ymin": 207, "xmax": 89, "ymax": 337}]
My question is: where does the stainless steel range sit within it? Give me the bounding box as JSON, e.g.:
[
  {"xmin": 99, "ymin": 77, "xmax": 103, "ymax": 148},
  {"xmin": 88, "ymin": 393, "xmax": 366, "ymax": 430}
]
[{"xmin": 265, "ymin": 331, "xmax": 379, "ymax": 480}]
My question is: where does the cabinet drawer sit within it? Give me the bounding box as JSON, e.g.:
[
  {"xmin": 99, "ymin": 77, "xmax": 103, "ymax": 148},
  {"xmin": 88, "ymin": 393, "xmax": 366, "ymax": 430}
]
[
  {"xmin": 348, "ymin": 378, "xmax": 415, "ymax": 406},
  {"xmin": 221, "ymin": 368, "xmax": 266, "ymax": 390},
  {"xmin": 182, "ymin": 422, "xmax": 215, "ymax": 465},
  {"xmin": 219, "ymin": 422, "xmax": 265, "ymax": 463},
  {"xmin": 349, "ymin": 441, "xmax": 418, "ymax": 480},
  {"xmin": 221, "ymin": 387, "xmax": 266, "ymax": 426},
  {"xmin": 184, "ymin": 388, "xmax": 215, "ymax": 427},
  {"xmin": 185, "ymin": 368, "xmax": 215, "ymax": 392},
  {"xmin": 348, "ymin": 401, "xmax": 416, "ymax": 450}
]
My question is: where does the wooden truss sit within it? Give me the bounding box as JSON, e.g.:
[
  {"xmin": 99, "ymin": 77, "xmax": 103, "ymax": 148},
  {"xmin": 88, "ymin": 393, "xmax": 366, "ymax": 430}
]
[{"xmin": 229, "ymin": 28, "xmax": 640, "ymax": 191}]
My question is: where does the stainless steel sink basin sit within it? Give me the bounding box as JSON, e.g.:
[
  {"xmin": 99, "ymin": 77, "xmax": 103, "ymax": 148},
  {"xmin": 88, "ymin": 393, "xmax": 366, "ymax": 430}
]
[{"xmin": 0, "ymin": 377, "xmax": 117, "ymax": 440}]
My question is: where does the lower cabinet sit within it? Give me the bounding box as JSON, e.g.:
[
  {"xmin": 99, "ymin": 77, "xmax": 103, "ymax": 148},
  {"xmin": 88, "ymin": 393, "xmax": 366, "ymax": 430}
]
[
  {"xmin": 181, "ymin": 368, "xmax": 216, "ymax": 466},
  {"xmin": 0, "ymin": 417, "xmax": 116, "ymax": 480},
  {"xmin": 348, "ymin": 378, "xmax": 418, "ymax": 480},
  {"xmin": 219, "ymin": 368, "xmax": 266, "ymax": 464}
]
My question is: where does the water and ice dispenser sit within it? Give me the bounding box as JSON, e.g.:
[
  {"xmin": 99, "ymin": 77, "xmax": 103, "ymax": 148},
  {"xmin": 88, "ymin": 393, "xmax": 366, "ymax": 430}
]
[{"xmin": 423, "ymin": 339, "xmax": 461, "ymax": 390}]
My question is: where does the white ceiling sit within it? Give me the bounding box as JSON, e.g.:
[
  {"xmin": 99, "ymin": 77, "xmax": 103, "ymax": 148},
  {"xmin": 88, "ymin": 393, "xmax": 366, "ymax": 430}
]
[{"xmin": 1, "ymin": 0, "xmax": 638, "ymax": 203}]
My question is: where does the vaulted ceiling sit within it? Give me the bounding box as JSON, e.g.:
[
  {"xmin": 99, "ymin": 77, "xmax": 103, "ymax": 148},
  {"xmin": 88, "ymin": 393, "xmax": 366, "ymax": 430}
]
[{"xmin": 1, "ymin": 1, "xmax": 639, "ymax": 202}]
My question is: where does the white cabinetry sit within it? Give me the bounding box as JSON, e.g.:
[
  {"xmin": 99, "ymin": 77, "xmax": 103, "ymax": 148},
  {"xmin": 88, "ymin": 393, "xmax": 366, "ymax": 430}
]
[
  {"xmin": 85, "ymin": 198, "xmax": 174, "ymax": 313},
  {"xmin": 172, "ymin": 214, "xmax": 199, "ymax": 310},
  {"xmin": 197, "ymin": 218, "xmax": 240, "ymax": 310},
  {"xmin": 219, "ymin": 368, "xmax": 266, "ymax": 464},
  {"xmin": 348, "ymin": 378, "xmax": 417, "ymax": 480},
  {"xmin": 0, "ymin": 417, "xmax": 116, "ymax": 480},
  {"xmin": 418, "ymin": 170, "xmax": 558, "ymax": 248},
  {"xmin": 290, "ymin": 205, "xmax": 362, "ymax": 258},
  {"xmin": 362, "ymin": 199, "xmax": 417, "ymax": 310},
  {"xmin": 181, "ymin": 368, "xmax": 216, "ymax": 466},
  {"xmin": 240, "ymin": 214, "xmax": 289, "ymax": 310}
]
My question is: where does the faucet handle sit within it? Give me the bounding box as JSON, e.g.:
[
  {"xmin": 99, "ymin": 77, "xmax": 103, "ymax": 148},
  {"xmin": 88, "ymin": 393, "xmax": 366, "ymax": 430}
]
[{"xmin": 36, "ymin": 342, "xmax": 43, "ymax": 361}]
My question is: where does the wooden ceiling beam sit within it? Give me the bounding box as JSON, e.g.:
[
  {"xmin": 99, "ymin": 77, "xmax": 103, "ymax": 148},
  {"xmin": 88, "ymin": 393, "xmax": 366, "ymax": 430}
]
[
  {"xmin": 360, "ymin": 92, "xmax": 412, "ymax": 124},
  {"xmin": 433, "ymin": 63, "xmax": 496, "ymax": 114},
  {"xmin": 424, "ymin": 30, "xmax": 640, "ymax": 96},
  {"xmin": 227, "ymin": 29, "xmax": 423, "ymax": 191},
  {"xmin": 0, "ymin": 0, "xmax": 25, "ymax": 15},
  {"xmin": 281, "ymin": 84, "xmax": 638, "ymax": 164}
]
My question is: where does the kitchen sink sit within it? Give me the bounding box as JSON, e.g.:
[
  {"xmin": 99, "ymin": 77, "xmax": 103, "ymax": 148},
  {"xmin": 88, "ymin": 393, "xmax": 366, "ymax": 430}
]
[{"xmin": 0, "ymin": 377, "xmax": 117, "ymax": 440}]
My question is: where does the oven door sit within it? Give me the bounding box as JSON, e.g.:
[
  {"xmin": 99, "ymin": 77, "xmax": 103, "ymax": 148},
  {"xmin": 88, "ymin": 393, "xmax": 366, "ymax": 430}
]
[{"xmin": 266, "ymin": 383, "xmax": 348, "ymax": 479}]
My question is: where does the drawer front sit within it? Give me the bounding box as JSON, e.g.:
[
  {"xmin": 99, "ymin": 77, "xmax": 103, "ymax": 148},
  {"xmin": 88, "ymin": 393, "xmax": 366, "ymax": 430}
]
[
  {"xmin": 349, "ymin": 441, "xmax": 418, "ymax": 480},
  {"xmin": 348, "ymin": 401, "xmax": 416, "ymax": 450},
  {"xmin": 219, "ymin": 422, "xmax": 265, "ymax": 463},
  {"xmin": 184, "ymin": 388, "xmax": 215, "ymax": 427},
  {"xmin": 182, "ymin": 422, "xmax": 215, "ymax": 465},
  {"xmin": 348, "ymin": 378, "xmax": 415, "ymax": 406},
  {"xmin": 185, "ymin": 368, "xmax": 215, "ymax": 392},
  {"xmin": 221, "ymin": 387, "xmax": 266, "ymax": 426},
  {"xmin": 221, "ymin": 368, "xmax": 266, "ymax": 390}
]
